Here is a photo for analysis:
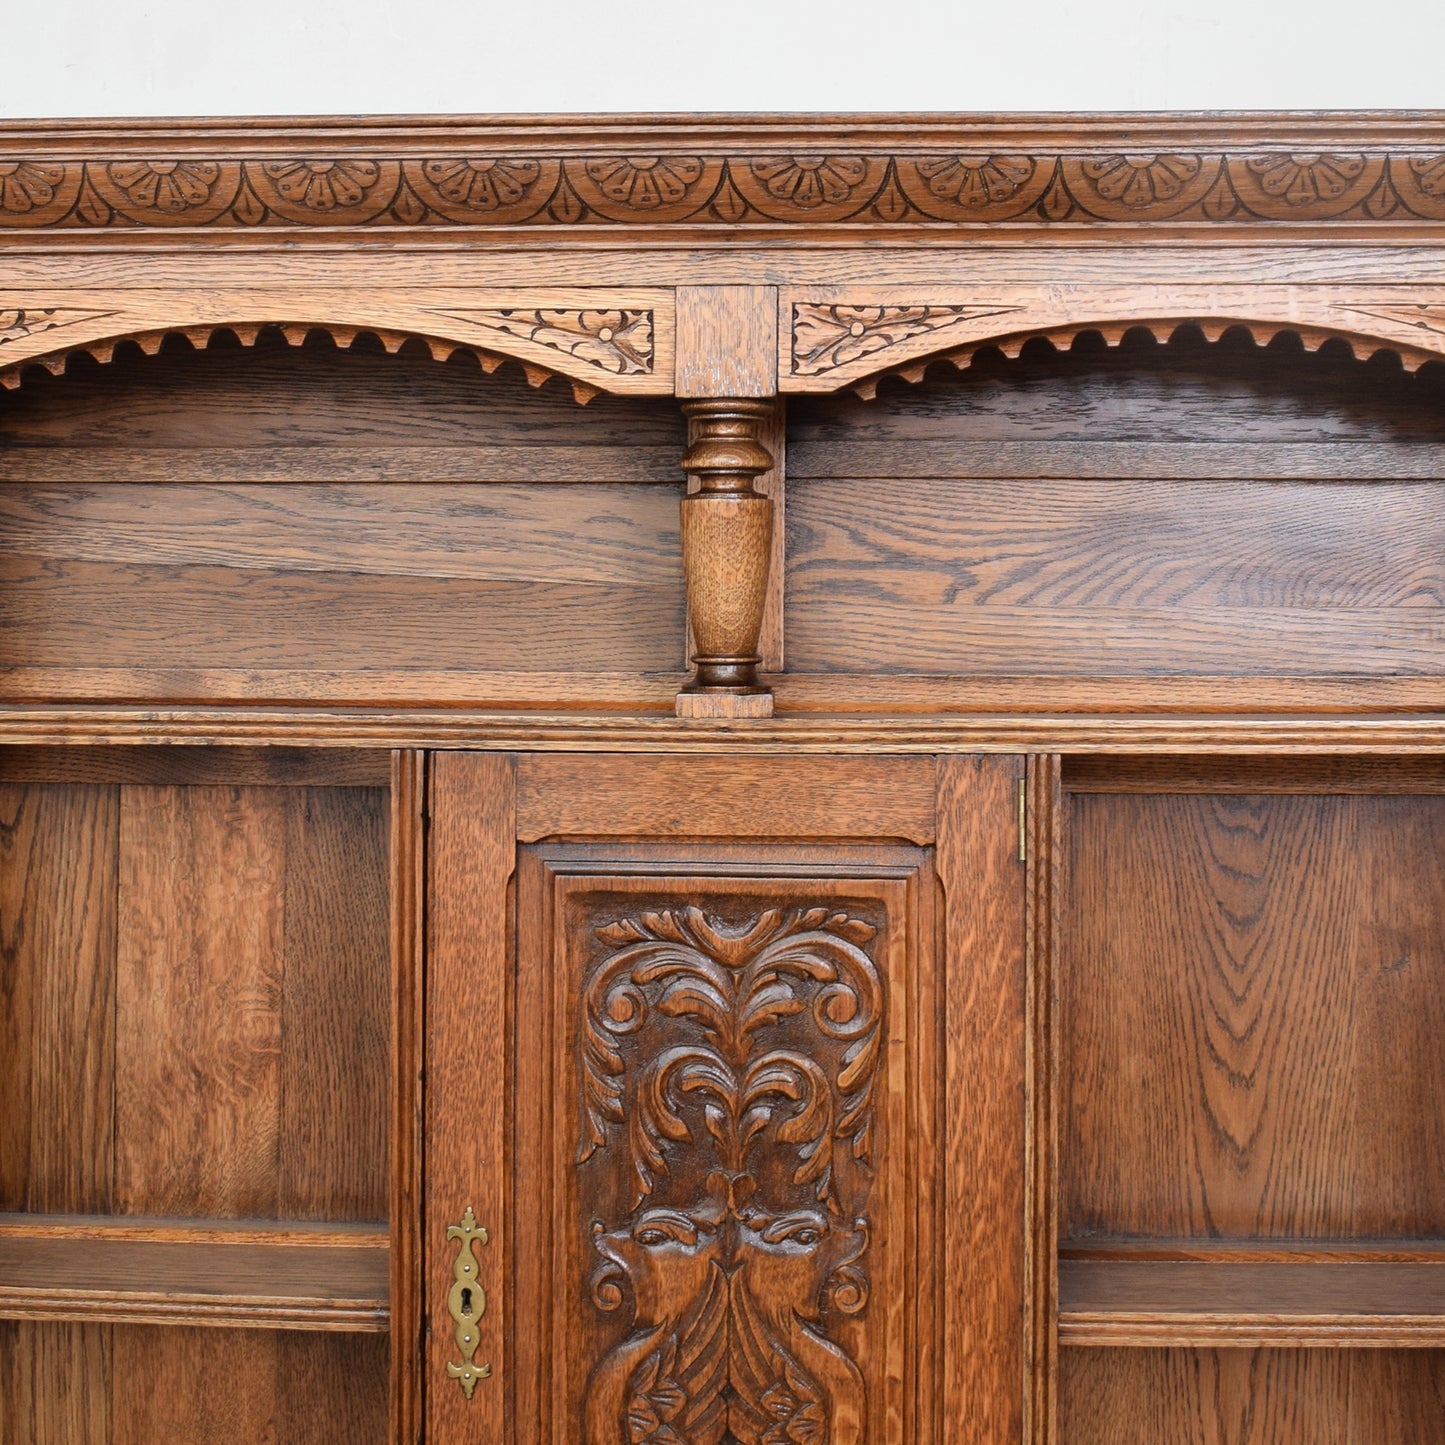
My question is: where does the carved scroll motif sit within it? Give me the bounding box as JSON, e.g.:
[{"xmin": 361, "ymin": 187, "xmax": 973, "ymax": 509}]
[{"xmin": 578, "ymin": 904, "xmax": 882, "ymax": 1445}]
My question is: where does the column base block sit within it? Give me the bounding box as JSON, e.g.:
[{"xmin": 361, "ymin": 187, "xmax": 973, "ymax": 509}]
[{"xmin": 675, "ymin": 689, "xmax": 775, "ymax": 719}]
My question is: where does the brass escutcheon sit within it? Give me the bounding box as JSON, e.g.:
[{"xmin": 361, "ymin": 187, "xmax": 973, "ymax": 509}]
[{"xmin": 445, "ymin": 1206, "xmax": 491, "ymax": 1399}]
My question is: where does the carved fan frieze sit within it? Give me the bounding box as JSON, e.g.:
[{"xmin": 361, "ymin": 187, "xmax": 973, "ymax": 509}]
[
  {"xmin": 575, "ymin": 901, "xmax": 885, "ymax": 1445},
  {"xmin": 4, "ymin": 143, "xmax": 1445, "ymax": 231}
]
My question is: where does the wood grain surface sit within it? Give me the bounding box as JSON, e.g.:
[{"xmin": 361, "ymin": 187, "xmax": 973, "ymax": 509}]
[
  {"xmin": 1062, "ymin": 786, "xmax": 1445, "ymax": 1239},
  {"xmin": 0, "ymin": 784, "xmax": 117, "ymax": 1215},
  {"xmin": 516, "ymin": 752, "xmax": 937, "ymax": 842},
  {"xmin": 0, "ymin": 1233, "xmax": 389, "ymax": 1330},
  {"xmin": 426, "ymin": 751, "xmax": 514, "ymax": 1445},
  {"xmin": 0, "ymin": 334, "xmax": 687, "ymax": 704},
  {"xmin": 1059, "ymin": 1258, "xmax": 1445, "ymax": 1346},
  {"xmin": 787, "ymin": 341, "xmax": 1445, "ymax": 681},
  {"xmin": 0, "ymin": 757, "xmax": 395, "ymax": 1442},
  {"xmin": 938, "ymin": 754, "xmax": 1028, "ymax": 1445},
  {"xmin": 1060, "ymin": 1347, "xmax": 1445, "ymax": 1444},
  {"xmin": 114, "ymin": 784, "xmax": 390, "ymax": 1221}
]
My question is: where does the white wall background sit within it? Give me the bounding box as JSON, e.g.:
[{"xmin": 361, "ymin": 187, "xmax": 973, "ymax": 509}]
[{"xmin": 6, "ymin": 0, "xmax": 1445, "ymax": 119}]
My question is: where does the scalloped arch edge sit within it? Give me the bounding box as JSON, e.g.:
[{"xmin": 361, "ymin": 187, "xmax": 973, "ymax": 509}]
[
  {"xmin": 0, "ymin": 321, "xmax": 605, "ymax": 405},
  {"xmin": 849, "ymin": 318, "xmax": 1445, "ymax": 399}
]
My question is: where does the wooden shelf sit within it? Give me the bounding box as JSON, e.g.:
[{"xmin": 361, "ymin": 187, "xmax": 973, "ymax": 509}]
[
  {"xmin": 0, "ymin": 1214, "xmax": 389, "ymax": 1333},
  {"xmin": 1059, "ymin": 1242, "xmax": 1445, "ymax": 1348}
]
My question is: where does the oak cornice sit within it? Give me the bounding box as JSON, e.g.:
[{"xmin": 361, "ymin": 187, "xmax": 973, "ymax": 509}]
[{"xmin": 3, "ymin": 112, "xmax": 1445, "ymax": 243}]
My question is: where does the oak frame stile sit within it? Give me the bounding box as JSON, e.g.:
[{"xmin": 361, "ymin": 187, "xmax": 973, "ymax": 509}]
[{"xmin": 1, "ymin": 111, "xmax": 1444, "ymax": 1445}]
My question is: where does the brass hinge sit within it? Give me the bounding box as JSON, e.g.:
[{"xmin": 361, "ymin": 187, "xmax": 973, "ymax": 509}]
[{"xmin": 1018, "ymin": 776, "xmax": 1027, "ymax": 863}]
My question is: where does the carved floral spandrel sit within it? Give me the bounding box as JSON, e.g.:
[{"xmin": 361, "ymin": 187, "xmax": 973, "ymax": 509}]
[
  {"xmin": 432, "ymin": 308, "xmax": 653, "ymax": 375},
  {"xmin": 792, "ymin": 303, "xmax": 1025, "ymax": 376},
  {"xmin": 578, "ymin": 903, "xmax": 882, "ymax": 1445},
  {"xmin": 3, "ymin": 151, "xmax": 1445, "ymax": 228}
]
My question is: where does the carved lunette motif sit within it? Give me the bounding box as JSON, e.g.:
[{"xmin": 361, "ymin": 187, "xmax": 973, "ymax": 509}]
[
  {"xmin": 578, "ymin": 904, "xmax": 881, "ymax": 1445},
  {"xmin": 3, "ymin": 152, "xmax": 1445, "ymax": 229}
]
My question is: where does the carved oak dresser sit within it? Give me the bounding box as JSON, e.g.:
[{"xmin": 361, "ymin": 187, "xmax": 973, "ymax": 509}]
[{"xmin": 1, "ymin": 113, "xmax": 1444, "ymax": 1443}]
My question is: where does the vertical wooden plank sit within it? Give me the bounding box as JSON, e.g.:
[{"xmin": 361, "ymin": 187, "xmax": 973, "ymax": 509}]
[
  {"xmin": 0, "ymin": 783, "xmax": 117, "ymax": 1213},
  {"xmin": 0, "ymin": 1321, "xmax": 109, "ymax": 1445},
  {"xmin": 278, "ymin": 784, "xmax": 391, "ymax": 1221},
  {"xmin": 112, "ymin": 785, "xmax": 288, "ymax": 1444},
  {"xmin": 115, "ymin": 785, "xmax": 286, "ymax": 1218},
  {"xmin": 276, "ymin": 1334, "xmax": 390, "ymax": 1443},
  {"xmin": 390, "ymin": 751, "xmax": 426, "ymax": 1445},
  {"xmin": 111, "ymin": 1327, "xmax": 278, "ymax": 1445},
  {"xmin": 1027, "ymin": 756, "xmax": 1062, "ymax": 1445},
  {"xmin": 938, "ymin": 754, "xmax": 1028, "ymax": 1443},
  {"xmin": 427, "ymin": 752, "xmax": 515, "ymax": 1445},
  {"xmin": 0, "ymin": 783, "xmax": 117, "ymax": 1445}
]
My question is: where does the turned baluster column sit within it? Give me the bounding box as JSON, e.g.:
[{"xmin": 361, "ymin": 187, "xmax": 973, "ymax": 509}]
[{"xmin": 676, "ymin": 398, "xmax": 776, "ymax": 718}]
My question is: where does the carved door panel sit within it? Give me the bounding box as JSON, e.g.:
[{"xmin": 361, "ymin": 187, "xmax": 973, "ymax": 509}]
[{"xmin": 426, "ymin": 753, "xmax": 1028, "ymax": 1445}]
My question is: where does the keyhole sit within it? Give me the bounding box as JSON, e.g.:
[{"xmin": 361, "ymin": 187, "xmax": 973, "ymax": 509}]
[{"xmin": 460, "ymin": 1287, "xmax": 473, "ymax": 1316}]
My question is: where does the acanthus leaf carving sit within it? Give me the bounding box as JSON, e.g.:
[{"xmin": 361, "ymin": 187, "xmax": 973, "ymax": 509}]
[
  {"xmin": 434, "ymin": 306, "xmax": 653, "ymax": 375},
  {"xmin": 578, "ymin": 901, "xmax": 880, "ymax": 1445},
  {"xmin": 790, "ymin": 302, "xmax": 1024, "ymax": 376}
]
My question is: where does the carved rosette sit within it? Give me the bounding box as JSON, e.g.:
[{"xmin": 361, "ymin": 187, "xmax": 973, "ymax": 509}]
[
  {"xmin": 244, "ymin": 159, "xmax": 403, "ymax": 224},
  {"xmin": 569, "ymin": 157, "xmax": 727, "ymax": 222},
  {"xmin": 402, "ymin": 157, "xmax": 560, "ymax": 223},
  {"xmin": 1227, "ymin": 153, "xmax": 1387, "ymax": 220},
  {"xmin": 87, "ymin": 160, "xmax": 241, "ymax": 225},
  {"xmin": 893, "ymin": 153, "xmax": 1051, "ymax": 221},
  {"xmin": 578, "ymin": 903, "xmax": 881, "ymax": 1445},
  {"xmin": 1060, "ymin": 154, "xmax": 1220, "ymax": 220},
  {"xmin": 730, "ymin": 156, "xmax": 893, "ymax": 222}
]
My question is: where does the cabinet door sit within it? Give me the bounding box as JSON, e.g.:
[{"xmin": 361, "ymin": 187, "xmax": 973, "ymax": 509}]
[{"xmin": 426, "ymin": 753, "xmax": 1027, "ymax": 1445}]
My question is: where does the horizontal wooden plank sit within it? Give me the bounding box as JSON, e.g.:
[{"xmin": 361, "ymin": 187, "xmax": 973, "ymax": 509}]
[
  {"xmin": 0, "ymin": 482, "xmax": 683, "ymax": 586},
  {"xmin": 0, "ymin": 745, "xmax": 390, "ymax": 786},
  {"xmin": 1059, "ymin": 1259, "xmax": 1445, "ymax": 1347},
  {"xmin": 0, "ymin": 1228, "xmax": 389, "ymax": 1332},
  {"xmin": 0, "ymin": 1214, "xmax": 387, "ymax": 1248},
  {"xmin": 0, "ymin": 444, "xmax": 685, "ymax": 484},
  {"xmin": 0, "ymin": 668, "xmax": 683, "ymax": 706},
  {"xmin": 1, "ymin": 337, "xmax": 685, "ymax": 450},
  {"xmin": 1063, "ymin": 755, "xmax": 1445, "ymax": 793},
  {"xmin": 787, "ymin": 349, "xmax": 1445, "ymax": 446},
  {"xmin": 772, "ymin": 673, "xmax": 1445, "ymax": 713},
  {"xmin": 786, "ymin": 440, "xmax": 1445, "ymax": 481},
  {"xmin": 10, "ymin": 707, "xmax": 1445, "ymax": 753},
  {"xmin": 787, "ymin": 477, "xmax": 1445, "ymax": 612},
  {"xmin": 785, "ymin": 600, "xmax": 1445, "ymax": 676},
  {"xmin": 1061, "ymin": 1239, "xmax": 1445, "ymax": 1264},
  {"xmin": 0, "ymin": 556, "xmax": 683, "ymax": 673},
  {"xmin": 516, "ymin": 753, "xmax": 937, "ymax": 841}
]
